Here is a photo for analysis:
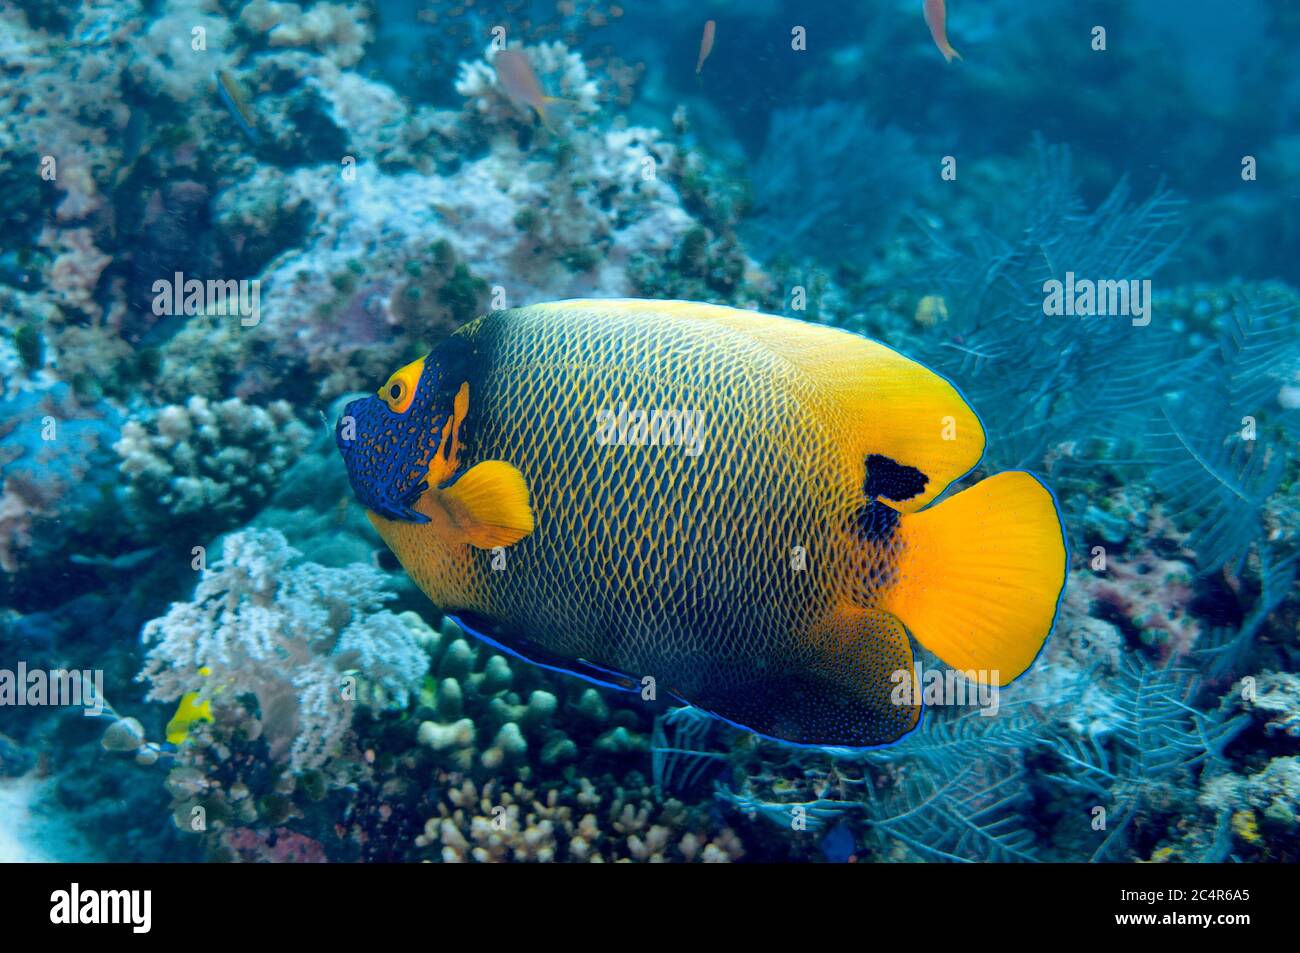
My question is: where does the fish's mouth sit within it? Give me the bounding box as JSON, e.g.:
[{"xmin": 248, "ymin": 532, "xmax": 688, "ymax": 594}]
[{"xmin": 335, "ymin": 397, "xmax": 431, "ymax": 524}]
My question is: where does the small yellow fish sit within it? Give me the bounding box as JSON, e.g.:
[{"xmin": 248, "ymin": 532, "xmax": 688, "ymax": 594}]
[
  {"xmin": 493, "ymin": 50, "xmax": 564, "ymax": 133},
  {"xmin": 696, "ymin": 20, "xmax": 716, "ymax": 75},
  {"xmin": 166, "ymin": 692, "xmax": 212, "ymax": 745},
  {"xmin": 336, "ymin": 299, "xmax": 1068, "ymax": 749},
  {"xmin": 923, "ymin": 0, "xmax": 962, "ymax": 63}
]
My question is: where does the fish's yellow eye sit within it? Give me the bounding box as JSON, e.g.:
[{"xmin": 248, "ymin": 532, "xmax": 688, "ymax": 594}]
[{"xmin": 380, "ymin": 356, "xmax": 425, "ymax": 414}]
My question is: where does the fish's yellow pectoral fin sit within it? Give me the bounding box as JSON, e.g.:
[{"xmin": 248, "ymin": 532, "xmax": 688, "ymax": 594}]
[
  {"xmin": 438, "ymin": 460, "xmax": 535, "ymax": 550},
  {"xmin": 881, "ymin": 470, "xmax": 1067, "ymax": 685}
]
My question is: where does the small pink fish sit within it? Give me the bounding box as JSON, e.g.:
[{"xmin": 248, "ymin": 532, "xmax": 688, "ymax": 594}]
[
  {"xmin": 696, "ymin": 20, "xmax": 716, "ymax": 75},
  {"xmin": 923, "ymin": 0, "xmax": 962, "ymax": 63},
  {"xmin": 494, "ymin": 50, "xmax": 561, "ymax": 132}
]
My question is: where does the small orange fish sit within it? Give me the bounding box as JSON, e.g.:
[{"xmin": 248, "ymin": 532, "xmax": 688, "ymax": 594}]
[
  {"xmin": 494, "ymin": 50, "xmax": 561, "ymax": 132},
  {"xmin": 923, "ymin": 0, "xmax": 962, "ymax": 63},
  {"xmin": 696, "ymin": 20, "xmax": 716, "ymax": 75}
]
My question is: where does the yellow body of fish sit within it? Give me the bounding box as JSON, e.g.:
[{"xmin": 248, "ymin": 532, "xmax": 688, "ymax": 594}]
[
  {"xmin": 337, "ymin": 299, "xmax": 1068, "ymax": 747},
  {"xmin": 166, "ymin": 691, "xmax": 212, "ymax": 745}
]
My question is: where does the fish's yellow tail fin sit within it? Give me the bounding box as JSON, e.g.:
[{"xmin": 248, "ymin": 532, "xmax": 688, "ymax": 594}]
[{"xmin": 880, "ymin": 471, "xmax": 1066, "ymax": 685}]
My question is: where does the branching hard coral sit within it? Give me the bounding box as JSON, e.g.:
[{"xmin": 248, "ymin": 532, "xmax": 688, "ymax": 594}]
[
  {"xmin": 240, "ymin": 0, "xmax": 372, "ymax": 68},
  {"xmin": 419, "ymin": 775, "xmax": 744, "ymax": 863},
  {"xmin": 138, "ymin": 528, "xmax": 430, "ymax": 773},
  {"xmin": 455, "ymin": 41, "xmax": 600, "ymax": 132},
  {"xmin": 115, "ymin": 396, "xmax": 311, "ymax": 535},
  {"xmin": 412, "ymin": 616, "xmax": 650, "ymax": 776}
]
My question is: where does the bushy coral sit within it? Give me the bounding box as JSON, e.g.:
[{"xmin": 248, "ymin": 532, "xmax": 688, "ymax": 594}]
[{"xmin": 138, "ymin": 528, "xmax": 430, "ymax": 773}]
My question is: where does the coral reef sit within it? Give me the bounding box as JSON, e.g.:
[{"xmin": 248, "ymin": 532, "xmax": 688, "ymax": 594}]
[{"xmin": 0, "ymin": 0, "xmax": 1296, "ymax": 866}]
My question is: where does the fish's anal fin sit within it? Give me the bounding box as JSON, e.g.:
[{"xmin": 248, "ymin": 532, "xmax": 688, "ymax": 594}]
[
  {"xmin": 881, "ymin": 471, "xmax": 1068, "ymax": 685},
  {"xmin": 448, "ymin": 613, "xmax": 638, "ymax": 693},
  {"xmin": 433, "ymin": 460, "xmax": 534, "ymax": 550},
  {"xmin": 685, "ymin": 607, "xmax": 920, "ymax": 748}
]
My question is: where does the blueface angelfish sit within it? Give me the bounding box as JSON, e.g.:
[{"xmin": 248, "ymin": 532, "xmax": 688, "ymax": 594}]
[{"xmin": 336, "ymin": 300, "xmax": 1068, "ymax": 748}]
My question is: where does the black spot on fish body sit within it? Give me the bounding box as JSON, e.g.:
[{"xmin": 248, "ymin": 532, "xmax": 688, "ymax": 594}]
[{"xmin": 863, "ymin": 453, "xmax": 928, "ymax": 503}]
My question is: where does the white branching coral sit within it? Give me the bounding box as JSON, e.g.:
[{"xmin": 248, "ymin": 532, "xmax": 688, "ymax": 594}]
[
  {"xmin": 240, "ymin": 0, "xmax": 371, "ymax": 68},
  {"xmin": 114, "ymin": 396, "xmax": 311, "ymax": 530},
  {"xmin": 129, "ymin": 0, "xmax": 238, "ymax": 103},
  {"xmin": 138, "ymin": 528, "xmax": 430, "ymax": 772},
  {"xmin": 455, "ymin": 41, "xmax": 601, "ymax": 128}
]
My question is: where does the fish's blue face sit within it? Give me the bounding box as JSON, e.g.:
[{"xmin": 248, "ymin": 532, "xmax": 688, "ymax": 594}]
[{"xmin": 335, "ymin": 356, "xmax": 447, "ymax": 523}]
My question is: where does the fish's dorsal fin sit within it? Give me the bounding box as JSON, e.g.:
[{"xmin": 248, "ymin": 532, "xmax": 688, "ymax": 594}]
[{"xmin": 532, "ymin": 298, "xmax": 985, "ymax": 512}]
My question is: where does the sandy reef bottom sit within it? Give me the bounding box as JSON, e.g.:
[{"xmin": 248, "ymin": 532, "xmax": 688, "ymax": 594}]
[{"xmin": 0, "ymin": 774, "xmax": 99, "ymax": 863}]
